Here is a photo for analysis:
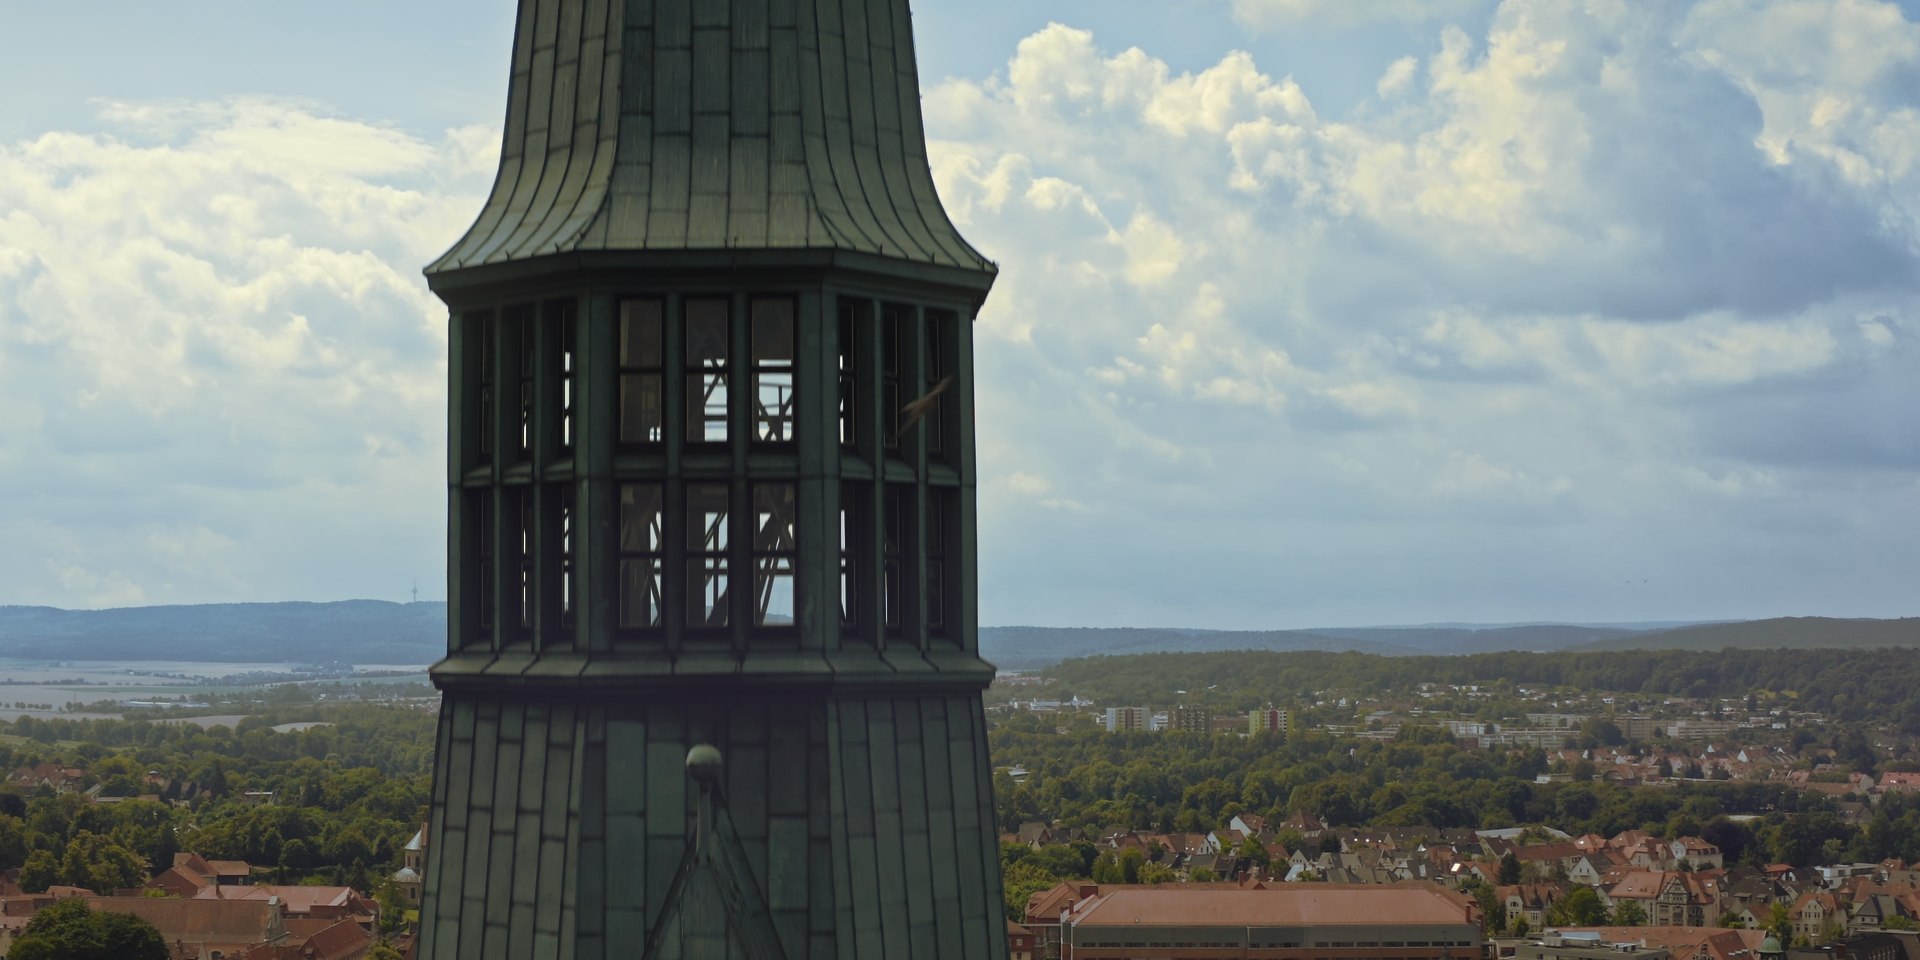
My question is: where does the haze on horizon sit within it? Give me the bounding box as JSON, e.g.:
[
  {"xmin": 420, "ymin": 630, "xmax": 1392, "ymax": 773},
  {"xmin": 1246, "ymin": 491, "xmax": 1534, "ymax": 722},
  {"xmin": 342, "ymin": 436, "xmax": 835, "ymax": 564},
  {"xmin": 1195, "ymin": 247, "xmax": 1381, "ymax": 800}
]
[{"xmin": 0, "ymin": 0, "xmax": 1916, "ymax": 631}]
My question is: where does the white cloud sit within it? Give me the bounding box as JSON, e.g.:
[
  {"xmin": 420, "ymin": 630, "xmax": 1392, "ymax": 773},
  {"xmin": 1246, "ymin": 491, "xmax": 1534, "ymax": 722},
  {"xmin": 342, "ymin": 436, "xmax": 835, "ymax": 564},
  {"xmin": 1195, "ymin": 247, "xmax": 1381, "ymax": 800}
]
[
  {"xmin": 7, "ymin": 2, "xmax": 1920, "ymax": 628},
  {"xmin": 937, "ymin": 1, "xmax": 1920, "ymax": 626},
  {"xmin": 0, "ymin": 97, "xmax": 488, "ymax": 607},
  {"xmin": 1224, "ymin": 0, "xmax": 1485, "ymax": 29},
  {"xmin": 1377, "ymin": 56, "xmax": 1420, "ymax": 98}
]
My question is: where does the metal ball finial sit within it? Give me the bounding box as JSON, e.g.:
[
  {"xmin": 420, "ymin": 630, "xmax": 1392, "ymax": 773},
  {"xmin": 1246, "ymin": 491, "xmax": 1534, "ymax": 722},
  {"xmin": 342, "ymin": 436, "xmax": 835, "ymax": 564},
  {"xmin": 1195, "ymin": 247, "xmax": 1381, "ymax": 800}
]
[{"xmin": 686, "ymin": 744, "xmax": 724, "ymax": 783}]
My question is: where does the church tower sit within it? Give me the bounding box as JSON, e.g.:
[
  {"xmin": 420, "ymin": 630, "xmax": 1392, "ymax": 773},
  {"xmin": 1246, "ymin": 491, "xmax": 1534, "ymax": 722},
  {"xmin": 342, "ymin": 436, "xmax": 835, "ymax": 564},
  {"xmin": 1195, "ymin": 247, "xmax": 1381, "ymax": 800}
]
[{"xmin": 416, "ymin": 1, "xmax": 1006, "ymax": 957}]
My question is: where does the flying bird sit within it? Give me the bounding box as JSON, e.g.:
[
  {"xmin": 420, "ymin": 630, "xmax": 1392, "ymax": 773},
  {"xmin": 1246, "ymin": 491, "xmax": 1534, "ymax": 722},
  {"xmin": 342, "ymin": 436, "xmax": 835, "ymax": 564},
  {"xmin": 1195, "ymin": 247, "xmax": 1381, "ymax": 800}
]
[{"xmin": 894, "ymin": 376, "xmax": 954, "ymax": 441}]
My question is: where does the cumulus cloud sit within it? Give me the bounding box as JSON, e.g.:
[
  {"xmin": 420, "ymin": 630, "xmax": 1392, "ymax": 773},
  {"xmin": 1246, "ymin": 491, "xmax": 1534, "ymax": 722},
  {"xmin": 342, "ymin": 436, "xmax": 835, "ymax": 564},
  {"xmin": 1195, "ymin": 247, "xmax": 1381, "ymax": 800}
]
[
  {"xmin": 0, "ymin": 97, "xmax": 490, "ymax": 607},
  {"xmin": 1224, "ymin": 0, "xmax": 1486, "ymax": 29},
  {"xmin": 7, "ymin": 1, "xmax": 1919, "ymax": 628},
  {"xmin": 1377, "ymin": 56, "xmax": 1420, "ymax": 98},
  {"xmin": 933, "ymin": 2, "xmax": 1920, "ymax": 626}
]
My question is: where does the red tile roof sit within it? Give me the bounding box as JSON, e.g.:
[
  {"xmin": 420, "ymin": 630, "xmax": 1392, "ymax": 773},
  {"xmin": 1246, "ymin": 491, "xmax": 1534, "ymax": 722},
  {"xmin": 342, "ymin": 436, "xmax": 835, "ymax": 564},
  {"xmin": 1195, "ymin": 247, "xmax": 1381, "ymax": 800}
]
[
  {"xmin": 1069, "ymin": 884, "xmax": 1475, "ymax": 928},
  {"xmin": 1554, "ymin": 926, "xmax": 1763, "ymax": 960}
]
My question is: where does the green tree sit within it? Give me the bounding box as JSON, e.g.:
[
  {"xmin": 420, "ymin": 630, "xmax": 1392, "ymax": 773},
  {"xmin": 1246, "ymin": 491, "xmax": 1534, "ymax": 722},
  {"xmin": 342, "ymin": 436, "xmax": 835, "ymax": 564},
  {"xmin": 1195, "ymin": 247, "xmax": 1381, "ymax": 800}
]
[
  {"xmin": 57, "ymin": 833, "xmax": 148, "ymax": 893},
  {"xmin": 0, "ymin": 814, "xmax": 28, "ymax": 871},
  {"xmin": 1769, "ymin": 904, "xmax": 1794, "ymax": 946},
  {"xmin": 1460, "ymin": 879, "xmax": 1504, "ymax": 935},
  {"xmin": 20, "ymin": 850, "xmax": 58, "ymax": 893},
  {"xmin": 1236, "ymin": 837, "xmax": 1270, "ymax": 868},
  {"xmin": 1580, "ymin": 718, "xmax": 1624, "ymax": 748},
  {"xmin": 1000, "ymin": 858, "xmax": 1060, "ymax": 922},
  {"xmin": 1611, "ymin": 901, "xmax": 1647, "ymax": 926},
  {"xmin": 1546, "ymin": 887, "xmax": 1609, "ymax": 926},
  {"xmin": 1188, "ymin": 867, "xmax": 1218, "ymax": 883},
  {"xmin": 7, "ymin": 898, "xmax": 168, "ymax": 960},
  {"xmin": 1497, "ymin": 852, "xmax": 1523, "ymax": 885}
]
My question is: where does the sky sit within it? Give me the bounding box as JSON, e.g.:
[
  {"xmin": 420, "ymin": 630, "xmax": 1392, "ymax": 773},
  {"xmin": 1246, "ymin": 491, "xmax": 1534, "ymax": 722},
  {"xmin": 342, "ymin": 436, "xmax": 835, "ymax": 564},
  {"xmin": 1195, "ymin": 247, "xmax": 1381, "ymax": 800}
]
[{"xmin": 1, "ymin": 0, "xmax": 1917, "ymax": 629}]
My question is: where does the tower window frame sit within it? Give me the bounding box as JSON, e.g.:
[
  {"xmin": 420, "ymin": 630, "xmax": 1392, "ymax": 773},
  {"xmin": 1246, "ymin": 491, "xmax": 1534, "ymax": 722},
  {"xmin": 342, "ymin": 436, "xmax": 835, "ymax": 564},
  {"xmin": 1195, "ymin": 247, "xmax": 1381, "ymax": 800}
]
[
  {"xmin": 927, "ymin": 486, "xmax": 951, "ymax": 638},
  {"xmin": 618, "ymin": 299, "xmax": 666, "ymax": 448},
  {"xmin": 750, "ymin": 298, "xmax": 797, "ymax": 445},
  {"xmin": 837, "ymin": 301, "xmax": 862, "ymax": 449},
  {"xmin": 507, "ymin": 486, "xmax": 534, "ymax": 639},
  {"xmin": 924, "ymin": 309, "xmax": 956, "ymax": 460},
  {"xmin": 839, "ymin": 481, "xmax": 862, "ymax": 632},
  {"xmin": 553, "ymin": 483, "xmax": 576, "ymax": 634},
  {"xmin": 468, "ymin": 489, "xmax": 494, "ymax": 646},
  {"xmin": 686, "ymin": 482, "xmax": 731, "ymax": 629},
  {"xmin": 882, "ymin": 484, "xmax": 907, "ymax": 638},
  {"xmin": 752, "ymin": 483, "xmax": 797, "ymax": 627},
  {"xmin": 881, "ymin": 304, "xmax": 907, "ymax": 453},
  {"xmin": 472, "ymin": 313, "xmax": 496, "ymax": 464},
  {"xmin": 509, "ymin": 307, "xmax": 536, "ymax": 462},
  {"xmin": 555, "ymin": 301, "xmax": 577, "ymax": 456},
  {"xmin": 685, "ymin": 299, "xmax": 731, "ymax": 446},
  {"xmin": 616, "ymin": 483, "xmax": 666, "ymax": 633}
]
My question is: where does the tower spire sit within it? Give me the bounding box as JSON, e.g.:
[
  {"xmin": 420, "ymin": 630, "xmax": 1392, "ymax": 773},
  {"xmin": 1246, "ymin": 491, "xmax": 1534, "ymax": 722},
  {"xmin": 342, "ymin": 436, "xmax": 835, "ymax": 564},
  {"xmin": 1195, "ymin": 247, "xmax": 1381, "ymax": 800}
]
[
  {"xmin": 427, "ymin": 0, "xmax": 995, "ymax": 283},
  {"xmin": 417, "ymin": 2, "xmax": 1007, "ymax": 957}
]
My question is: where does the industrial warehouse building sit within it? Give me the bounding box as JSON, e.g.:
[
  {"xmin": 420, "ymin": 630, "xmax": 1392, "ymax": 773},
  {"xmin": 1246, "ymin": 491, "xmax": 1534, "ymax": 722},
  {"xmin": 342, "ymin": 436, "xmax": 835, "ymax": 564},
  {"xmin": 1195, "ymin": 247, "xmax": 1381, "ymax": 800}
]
[{"xmin": 1054, "ymin": 883, "xmax": 1484, "ymax": 960}]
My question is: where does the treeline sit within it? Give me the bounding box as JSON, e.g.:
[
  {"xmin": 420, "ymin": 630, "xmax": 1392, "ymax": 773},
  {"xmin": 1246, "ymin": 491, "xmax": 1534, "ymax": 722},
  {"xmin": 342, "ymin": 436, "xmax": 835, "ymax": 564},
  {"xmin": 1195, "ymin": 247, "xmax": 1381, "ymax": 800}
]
[
  {"xmin": 0, "ymin": 704, "xmax": 434, "ymax": 911},
  {"xmin": 990, "ymin": 720, "xmax": 1920, "ymax": 870},
  {"xmin": 1042, "ymin": 648, "xmax": 1920, "ymax": 731}
]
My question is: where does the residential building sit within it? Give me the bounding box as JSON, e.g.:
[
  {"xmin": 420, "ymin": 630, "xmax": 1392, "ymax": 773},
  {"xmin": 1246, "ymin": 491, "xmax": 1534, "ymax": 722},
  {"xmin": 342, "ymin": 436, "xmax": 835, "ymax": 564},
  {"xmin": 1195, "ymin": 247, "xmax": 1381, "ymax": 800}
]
[
  {"xmin": 1672, "ymin": 837, "xmax": 1725, "ymax": 871},
  {"xmin": 1669, "ymin": 720, "xmax": 1739, "ymax": 741},
  {"xmin": 7, "ymin": 764, "xmax": 86, "ymax": 795},
  {"xmin": 194, "ymin": 884, "xmax": 379, "ymax": 930},
  {"xmin": 1790, "ymin": 892, "xmax": 1845, "ymax": 944},
  {"xmin": 1501, "ymin": 883, "xmax": 1569, "ymax": 930},
  {"xmin": 1249, "ymin": 708, "xmax": 1291, "ymax": 737},
  {"xmin": 147, "ymin": 852, "xmax": 256, "ymax": 897},
  {"xmin": 1604, "ymin": 872, "xmax": 1724, "ymax": 928},
  {"xmin": 1484, "ymin": 729, "xmax": 1576, "ymax": 749},
  {"xmin": 1170, "ymin": 706, "xmax": 1214, "ymax": 734},
  {"xmin": 1009, "ymin": 920, "xmax": 1038, "ymax": 960},
  {"xmin": 1105, "ymin": 707, "xmax": 1148, "ymax": 733},
  {"xmin": 243, "ymin": 918, "xmax": 375, "ymax": 960},
  {"xmin": 1880, "ymin": 773, "xmax": 1920, "ymax": 793},
  {"xmin": 1847, "ymin": 894, "xmax": 1913, "ymax": 935}
]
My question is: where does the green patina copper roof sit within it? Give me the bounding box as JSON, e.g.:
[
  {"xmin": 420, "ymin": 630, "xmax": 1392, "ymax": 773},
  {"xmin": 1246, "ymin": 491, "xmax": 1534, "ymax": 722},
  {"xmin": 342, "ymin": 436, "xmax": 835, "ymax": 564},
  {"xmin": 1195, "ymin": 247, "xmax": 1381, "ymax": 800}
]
[{"xmin": 427, "ymin": 0, "xmax": 994, "ymax": 278}]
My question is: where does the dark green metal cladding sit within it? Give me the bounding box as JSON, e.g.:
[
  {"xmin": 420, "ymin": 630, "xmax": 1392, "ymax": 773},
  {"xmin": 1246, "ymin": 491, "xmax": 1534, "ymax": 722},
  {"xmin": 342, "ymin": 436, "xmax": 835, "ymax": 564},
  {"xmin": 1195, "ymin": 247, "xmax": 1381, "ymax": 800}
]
[
  {"xmin": 426, "ymin": 0, "xmax": 996, "ymax": 278},
  {"xmin": 420, "ymin": 1, "xmax": 1006, "ymax": 958}
]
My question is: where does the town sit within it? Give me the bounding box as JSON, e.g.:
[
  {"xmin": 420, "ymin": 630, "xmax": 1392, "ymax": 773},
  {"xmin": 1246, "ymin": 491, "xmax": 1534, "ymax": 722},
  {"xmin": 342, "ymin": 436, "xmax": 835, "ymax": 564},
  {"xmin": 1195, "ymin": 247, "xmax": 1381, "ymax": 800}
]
[{"xmin": 989, "ymin": 648, "xmax": 1920, "ymax": 958}]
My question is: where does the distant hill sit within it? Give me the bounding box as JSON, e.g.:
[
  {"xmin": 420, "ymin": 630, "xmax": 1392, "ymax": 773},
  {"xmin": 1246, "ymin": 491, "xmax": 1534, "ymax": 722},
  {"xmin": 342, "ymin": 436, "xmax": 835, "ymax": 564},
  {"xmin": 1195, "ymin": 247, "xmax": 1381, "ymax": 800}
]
[
  {"xmin": 982, "ymin": 618, "xmax": 1916, "ymax": 669},
  {"xmin": 980, "ymin": 627, "xmax": 1413, "ymax": 671},
  {"xmin": 2, "ymin": 603, "xmax": 1909, "ymax": 669},
  {"xmin": 1572, "ymin": 616, "xmax": 1920, "ymax": 652},
  {"xmin": 0, "ymin": 601, "xmax": 445, "ymax": 664},
  {"xmin": 1298, "ymin": 624, "xmax": 1653, "ymax": 655}
]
